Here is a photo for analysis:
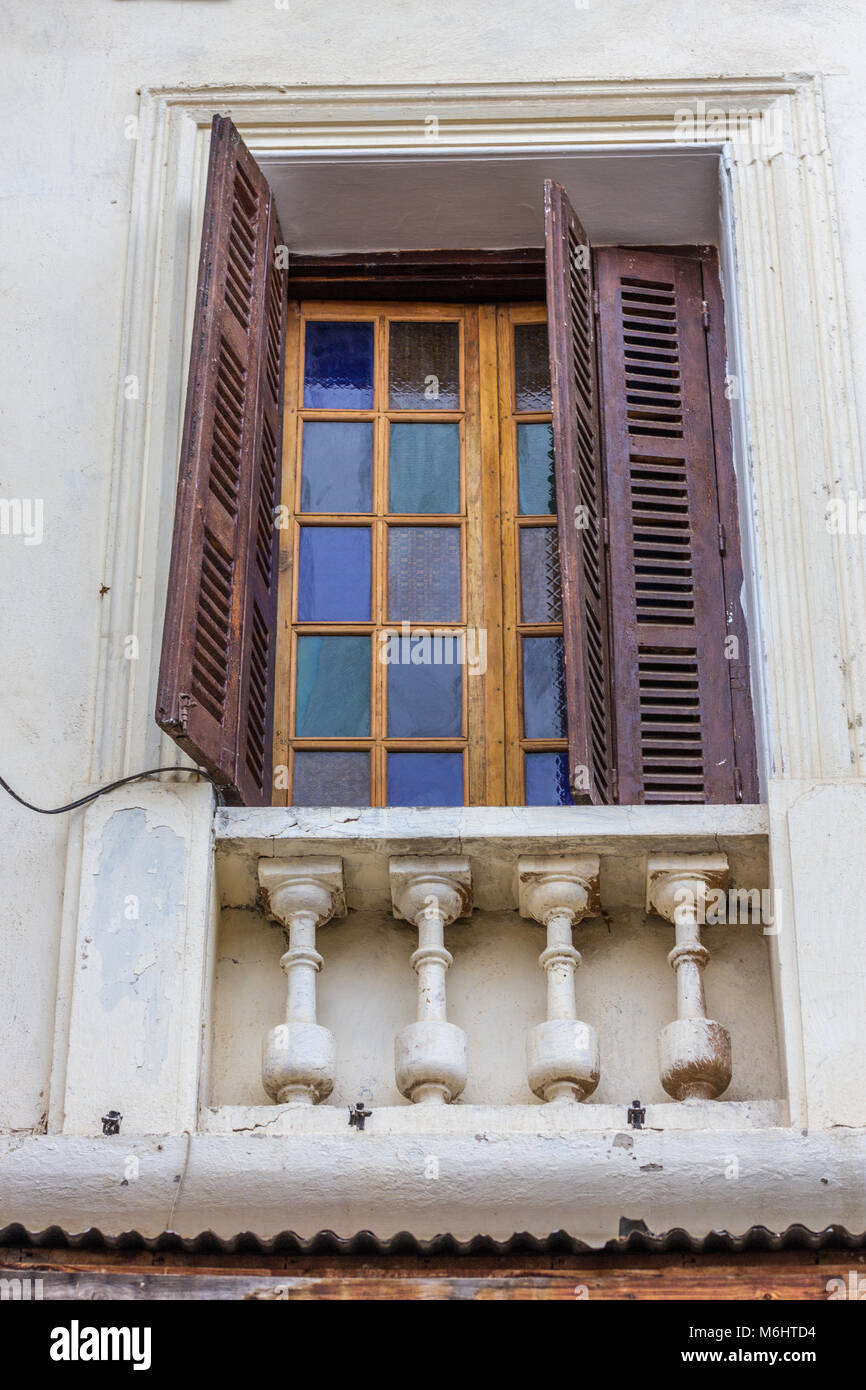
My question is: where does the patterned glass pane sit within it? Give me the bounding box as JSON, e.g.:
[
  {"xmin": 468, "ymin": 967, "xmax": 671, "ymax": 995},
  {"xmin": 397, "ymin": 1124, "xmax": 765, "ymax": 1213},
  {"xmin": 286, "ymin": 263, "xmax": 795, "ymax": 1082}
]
[
  {"xmin": 525, "ymin": 752, "xmax": 571, "ymax": 806},
  {"xmin": 388, "ymin": 527, "xmax": 461, "ymax": 621},
  {"xmin": 517, "ymin": 423, "xmax": 556, "ymax": 515},
  {"xmin": 303, "ymin": 321, "xmax": 374, "ymax": 408},
  {"xmin": 389, "ymin": 422, "xmax": 460, "ymax": 514},
  {"xmin": 389, "ymin": 321, "xmax": 459, "ymax": 409},
  {"xmin": 522, "ymin": 635, "xmax": 567, "ymax": 738},
  {"xmin": 293, "ymin": 751, "xmax": 370, "ymax": 807},
  {"xmin": 387, "ymin": 635, "xmax": 462, "ymax": 737},
  {"xmin": 300, "ymin": 421, "xmax": 373, "ymax": 513},
  {"xmin": 387, "ymin": 752, "xmax": 463, "ymax": 806},
  {"xmin": 519, "ymin": 526, "xmax": 563, "ymax": 623},
  {"xmin": 295, "ymin": 634, "xmax": 370, "ymax": 737},
  {"xmin": 297, "ymin": 526, "xmax": 371, "ymax": 621},
  {"xmin": 514, "ymin": 323, "xmax": 552, "ymax": 410}
]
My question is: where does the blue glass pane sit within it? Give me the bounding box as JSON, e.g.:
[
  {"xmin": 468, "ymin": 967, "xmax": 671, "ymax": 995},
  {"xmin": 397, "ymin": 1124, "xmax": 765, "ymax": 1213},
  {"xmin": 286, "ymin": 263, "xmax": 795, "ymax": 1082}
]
[
  {"xmin": 388, "ymin": 527, "xmax": 461, "ymax": 621},
  {"xmin": 295, "ymin": 635, "xmax": 370, "ymax": 737},
  {"xmin": 387, "ymin": 635, "xmax": 462, "ymax": 736},
  {"xmin": 300, "ymin": 421, "xmax": 373, "ymax": 513},
  {"xmin": 522, "ymin": 636, "xmax": 567, "ymax": 738},
  {"xmin": 517, "ymin": 423, "xmax": 556, "ymax": 515},
  {"xmin": 304, "ymin": 321, "xmax": 374, "ymax": 408},
  {"xmin": 389, "ymin": 423, "xmax": 460, "ymax": 514},
  {"xmin": 387, "ymin": 752, "xmax": 463, "ymax": 807},
  {"xmin": 297, "ymin": 526, "xmax": 371, "ymax": 621},
  {"xmin": 292, "ymin": 751, "xmax": 370, "ymax": 807},
  {"xmin": 525, "ymin": 752, "xmax": 571, "ymax": 806}
]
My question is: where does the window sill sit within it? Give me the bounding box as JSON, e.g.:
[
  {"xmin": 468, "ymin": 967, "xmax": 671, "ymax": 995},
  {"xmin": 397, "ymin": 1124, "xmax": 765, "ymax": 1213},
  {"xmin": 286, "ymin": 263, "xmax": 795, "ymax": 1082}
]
[{"xmin": 215, "ymin": 802, "xmax": 769, "ymax": 910}]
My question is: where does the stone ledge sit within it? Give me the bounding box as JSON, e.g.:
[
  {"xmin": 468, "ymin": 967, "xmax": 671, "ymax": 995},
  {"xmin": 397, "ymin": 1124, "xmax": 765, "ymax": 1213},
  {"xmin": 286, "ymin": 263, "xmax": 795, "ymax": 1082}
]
[
  {"xmin": 0, "ymin": 1128, "xmax": 861, "ymax": 1247},
  {"xmin": 201, "ymin": 1098, "xmax": 786, "ymax": 1136},
  {"xmin": 215, "ymin": 804, "xmax": 769, "ymax": 911}
]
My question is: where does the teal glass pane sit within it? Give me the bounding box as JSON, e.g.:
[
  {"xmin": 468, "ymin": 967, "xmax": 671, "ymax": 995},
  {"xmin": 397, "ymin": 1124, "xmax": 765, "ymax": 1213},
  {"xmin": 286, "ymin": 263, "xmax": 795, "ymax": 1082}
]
[
  {"xmin": 297, "ymin": 526, "xmax": 370, "ymax": 621},
  {"xmin": 292, "ymin": 751, "xmax": 370, "ymax": 807},
  {"xmin": 300, "ymin": 421, "xmax": 373, "ymax": 512},
  {"xmin": 387, "ymin": 752, "xmax": 463, "ymax": 806},
  {"xmin": 303, "ymin": 321, "xmax": 374, "ymax": 408},
  {"xmin": 514, "ymin": 323, "xmax": 552, "ymax": 410},
  {"xmin": 389, "ymin": 321, "xmax": 459, "ymax": 409},
  {"xmin": 387, "ymin": 635, "xmax": 462, "ymax": 736},
  {"xmin": 525, "ymin": 752, "xmax": 571, "ymax": 805},
  {"xmin": 522, "ymin": 636, "xmax": 567, "ymax": 738},
  {"xmin": 517, "ymin": 423, "xmax": 556, "ymax": 515},
  {"xmin": 519, "ymin": 526, "xmax": 562, "ymax": 622},
  {"xmin": 388, "ymin": 527, "xmax": 461, "ymax": 621},
  {"xmin": 295, "ymin": 635, "xmax": 370, "ymax": 737},
  {"xmin": 388, "ymin": 423, "xmax": 460, "ymax": 513}
]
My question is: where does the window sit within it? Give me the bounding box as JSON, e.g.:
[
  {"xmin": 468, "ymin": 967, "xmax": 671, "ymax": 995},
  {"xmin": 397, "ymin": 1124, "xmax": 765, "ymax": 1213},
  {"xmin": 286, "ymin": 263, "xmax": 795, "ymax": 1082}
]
[{"xmin": 156, "ymin": 115, "xmax": 757, "ymax": 809}]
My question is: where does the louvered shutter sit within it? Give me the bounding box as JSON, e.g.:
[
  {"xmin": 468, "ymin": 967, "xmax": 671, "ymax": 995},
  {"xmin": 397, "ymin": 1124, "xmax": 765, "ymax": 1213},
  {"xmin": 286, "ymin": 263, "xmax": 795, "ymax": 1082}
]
[
  {"xmin": 544, "ymin": 180, "xmax": 614, "ymax": 804},
  {"xmin": 156, "ymin": 115, "xmax": 286, "ymax": 805},
  {"xmin": 595, "ymin": 246, "xmax": 756, "ymax": 804}
]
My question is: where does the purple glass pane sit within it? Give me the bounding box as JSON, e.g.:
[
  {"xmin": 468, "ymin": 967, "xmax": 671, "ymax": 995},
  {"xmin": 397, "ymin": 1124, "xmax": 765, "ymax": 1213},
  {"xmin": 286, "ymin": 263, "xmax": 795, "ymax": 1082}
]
[
  {"xmin": 297, "ymin": 526, "xmax": 371, "ymax": 622},
  {"xmin": 387, "ymin": 752, "xmax": 463, "ymax": 807}
]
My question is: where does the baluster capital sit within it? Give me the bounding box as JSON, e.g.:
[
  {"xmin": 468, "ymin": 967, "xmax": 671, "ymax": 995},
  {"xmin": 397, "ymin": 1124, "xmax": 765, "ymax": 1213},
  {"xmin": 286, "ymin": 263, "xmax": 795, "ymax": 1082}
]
[
  {"xmin": 259, "ymin": 857, "xmax": 346, "ymax": 929},
  {"xmin": 389, "ymin": 857, "xmax": 472, "ymax": 928},
  {"xmin": 518, "ymin": 855, "xmax": 601, "ymax": 927}
]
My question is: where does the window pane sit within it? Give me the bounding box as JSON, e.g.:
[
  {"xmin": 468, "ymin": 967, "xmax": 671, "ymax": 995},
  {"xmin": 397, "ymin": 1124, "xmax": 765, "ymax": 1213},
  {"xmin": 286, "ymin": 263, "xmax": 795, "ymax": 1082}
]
[
  {"xmin": 292, "ymin": 751, "xmax": 370, "ymax": 806},
  {"xmin": 303, "ymin": 321, "xmax": 374, "ymax": 408},
  {"xmin": 522, "ymin": 635, "xmax": 567, "ymax": 738},
  {"xmin": 300, "ymin": 421, "xmax": 373, "ymax": 513},
  {"xmin": 387, "ymin": 752, "xmax": 463, "ymax": 806},
  {"xmin": 389, "ymin": 422, "xmax": 460, "ymax": 513},
  {"xmin": 525, "ymin": 752, "xmax": 571, "ymax": 806},
  {"xmin": 388, "ymin": 526, "xmax": 461, "ymax": 621},
  {"xmin": 514, "ymin": 323, "xmax": 552, "ymax": 410},
  {"xmin": 517, "ymin": 423, "xmax": 556, "ymax": 515},
  {"xmin": 389, "ymin": 321, "xmax": 459, "ymax": 409},
  {"xmin": 519, "ymin": 526, "xmax": 563, "ymax": 623},
  {"xmin": 387, "ymin": 635, "xmax": 463, "ymax": 736},
  {"xmin": 295, "ymin": 634, "xmax": 370, "ymax": 737},
  {"xmin": 297, "ymin": 526, "xmax": 371, "ymax": 621}
]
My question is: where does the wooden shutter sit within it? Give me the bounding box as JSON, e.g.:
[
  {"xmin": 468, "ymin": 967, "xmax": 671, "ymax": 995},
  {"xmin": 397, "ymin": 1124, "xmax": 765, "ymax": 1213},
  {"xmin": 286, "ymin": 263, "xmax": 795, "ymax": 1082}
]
[
  {"xmin": 544, "ymin": 181, "xmax": 614, "ymax": 805},
  {"xmin": 156, "ymin": 115, "xmax": 286, "ymax": 805},
  {"xmin": 594, "ymin": 246, "xmax": 757, "ymax": 804}
]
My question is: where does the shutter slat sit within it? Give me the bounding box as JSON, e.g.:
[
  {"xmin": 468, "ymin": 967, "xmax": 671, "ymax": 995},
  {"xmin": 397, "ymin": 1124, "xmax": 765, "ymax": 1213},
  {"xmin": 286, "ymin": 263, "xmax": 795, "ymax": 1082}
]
[
  {"xmin": 544, "ymin": 180, "xmax": 614, "ymax": 804},
  {"xmin": 156, "ymin": 115, "xmax": 286, "ymax": 805},
  {"xmin": 596, "ymin": 246, "xmax": 753, "ymax": 804}
]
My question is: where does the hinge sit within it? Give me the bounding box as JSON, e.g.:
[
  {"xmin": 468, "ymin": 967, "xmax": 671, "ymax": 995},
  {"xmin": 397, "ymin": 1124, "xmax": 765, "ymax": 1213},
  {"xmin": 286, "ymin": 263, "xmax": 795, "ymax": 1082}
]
[
  {"xmin": 718, "ymin": 522, "xmax": 727, "ymax": 555},
  {"xmin": 593, "ymin": 286, "xmax": 600, "ymax": 319},
  {"xmin": 602, "ymin": 513, "xmax": 610, "ymax": 548},
  {"xmin": 734, "ymin": 765, "xmax": 743, "ymax": 802},
  {"xmin": 610, "ymin": 767, "xmax": 619, "ymax": 803},
  {"xmin": 179, "ymin": 693, "xmax": 196, "ymax": 731},
  {"xmin": 702, "ymin": 298, "xmax": 710, "ymax": 332}
]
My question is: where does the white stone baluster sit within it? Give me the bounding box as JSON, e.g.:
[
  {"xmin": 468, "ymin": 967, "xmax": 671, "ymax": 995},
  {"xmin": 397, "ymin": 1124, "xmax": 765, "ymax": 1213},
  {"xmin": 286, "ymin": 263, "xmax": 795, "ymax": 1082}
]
[
  {"xmin": 258, "ymin": 857, "xmax": 346, "ymax": 1106},
  {"xmin": 390, "ymin": 857, "xmax": 472, "ymax": 1105},
  {"xmin": 518, "ymin": 855, "xmax": 601, "ymax": 1103},
  {"xmin": 646, "ymin": 853, "xmax": 731, "ymax": 1101}
]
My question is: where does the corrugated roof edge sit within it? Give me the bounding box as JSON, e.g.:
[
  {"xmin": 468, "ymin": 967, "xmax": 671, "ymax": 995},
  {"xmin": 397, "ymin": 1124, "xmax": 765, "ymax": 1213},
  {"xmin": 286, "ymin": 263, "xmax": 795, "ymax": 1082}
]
[{"xmin": 1, "ymin": 1223, "xmax": 864, "ymax": 1255}]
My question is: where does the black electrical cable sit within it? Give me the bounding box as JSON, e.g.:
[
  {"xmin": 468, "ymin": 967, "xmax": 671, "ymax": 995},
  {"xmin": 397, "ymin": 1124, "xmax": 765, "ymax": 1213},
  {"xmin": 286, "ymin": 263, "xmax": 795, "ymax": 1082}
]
[{"xmin": 0, "ymin": 767, "xmax": 223, "ymax": 816}]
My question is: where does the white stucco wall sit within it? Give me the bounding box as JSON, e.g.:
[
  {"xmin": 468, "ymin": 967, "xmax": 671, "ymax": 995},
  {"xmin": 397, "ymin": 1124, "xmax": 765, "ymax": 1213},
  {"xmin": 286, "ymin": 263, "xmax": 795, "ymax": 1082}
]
[{"xmin": 1, "ymin": 0, "xmax": 865, "ymax": 1147}]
